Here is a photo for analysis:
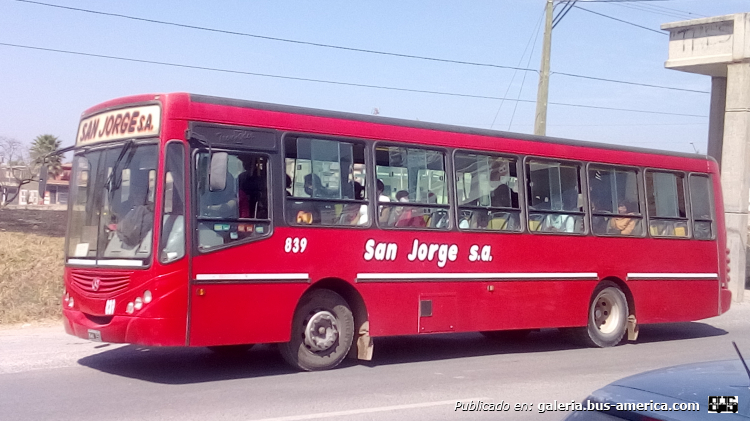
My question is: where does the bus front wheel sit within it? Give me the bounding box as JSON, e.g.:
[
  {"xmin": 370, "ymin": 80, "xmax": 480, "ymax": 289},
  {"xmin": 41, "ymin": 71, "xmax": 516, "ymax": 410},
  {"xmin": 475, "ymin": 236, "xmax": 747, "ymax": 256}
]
[
  {"xmin": 578, "ymin": 282, "xmax": 628, "ymax": 347},
  {"xmin": 280, "ymin": 289, "xmax": 354, "ymax": 371}
]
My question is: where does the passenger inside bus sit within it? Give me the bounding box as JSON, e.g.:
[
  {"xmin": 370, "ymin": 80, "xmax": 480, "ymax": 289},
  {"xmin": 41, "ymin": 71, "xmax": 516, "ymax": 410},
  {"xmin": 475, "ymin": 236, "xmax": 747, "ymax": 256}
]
[
  {"xmin": 238, "ymin": 155, "xmax": 267, "ymax": 219},
  {"xmin": 377, "ymin": 179, "xmax": 391, "ymax": 224},
  {"xmin": 290, "ymin": 173, "xmax": 323, "ymax": 224},
  {"xmin": 352, "ymin": 181, "xmax": 368, "ymax": 225},
  {"xmin": 393, "ymin": 190, "xmax": 427, "ymax": 228},
  {"xmin": 609, "ymin": 201, "xmax": 637, "ymax": 235}
]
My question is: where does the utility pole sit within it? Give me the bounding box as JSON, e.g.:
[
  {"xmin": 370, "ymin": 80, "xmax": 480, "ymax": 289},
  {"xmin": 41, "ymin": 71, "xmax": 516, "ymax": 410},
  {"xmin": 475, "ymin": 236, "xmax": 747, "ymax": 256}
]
[{"xmin": 534, "ymin": 0, "xmax": 554, "ymax": 136}]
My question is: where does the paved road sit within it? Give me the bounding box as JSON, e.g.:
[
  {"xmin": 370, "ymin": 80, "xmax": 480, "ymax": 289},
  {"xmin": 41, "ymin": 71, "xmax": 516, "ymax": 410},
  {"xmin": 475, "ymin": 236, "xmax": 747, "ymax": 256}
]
[{"xmin": 2, "ymin": 294, "xmax": 749, "ymax": 421}]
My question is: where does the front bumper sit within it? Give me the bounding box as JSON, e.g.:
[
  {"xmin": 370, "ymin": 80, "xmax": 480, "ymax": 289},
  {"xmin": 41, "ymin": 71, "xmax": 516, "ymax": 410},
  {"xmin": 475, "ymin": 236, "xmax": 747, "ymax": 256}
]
[{"xmin": 63, "ymin": 308, "xmax": 186, "ymax": 346}]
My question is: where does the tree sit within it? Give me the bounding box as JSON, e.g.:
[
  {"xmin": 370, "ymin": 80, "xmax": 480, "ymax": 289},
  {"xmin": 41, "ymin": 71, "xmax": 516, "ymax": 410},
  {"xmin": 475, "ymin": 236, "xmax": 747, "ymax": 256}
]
[
  {"xmin": 29, "ymin": 134, "xmax": 62, "ymax": 178},
  {"xmin": 0, "ymin": 136, "xmax": 34, "ymax": 207},
  {"xmin": 0, "ymin": 134, "xmax": 63, "ymax": 207}
]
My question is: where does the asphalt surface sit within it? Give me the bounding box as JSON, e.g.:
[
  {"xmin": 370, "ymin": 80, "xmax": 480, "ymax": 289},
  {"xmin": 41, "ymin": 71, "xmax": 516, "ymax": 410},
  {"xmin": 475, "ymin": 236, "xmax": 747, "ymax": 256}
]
[{"xmin": 1, "ymin": 293, "xmax": 749, "ymax": 421}]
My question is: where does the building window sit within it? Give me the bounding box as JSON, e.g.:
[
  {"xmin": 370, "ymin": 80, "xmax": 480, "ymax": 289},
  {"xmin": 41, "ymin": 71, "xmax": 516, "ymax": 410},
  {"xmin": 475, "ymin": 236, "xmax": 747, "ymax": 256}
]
[
  {"xmin": 57, "ymin": 191, "xmax": 68, "ymax": 205},
  {"xmin": 19, "ymin": 189, "xmax": 28, "ymax": 205}
]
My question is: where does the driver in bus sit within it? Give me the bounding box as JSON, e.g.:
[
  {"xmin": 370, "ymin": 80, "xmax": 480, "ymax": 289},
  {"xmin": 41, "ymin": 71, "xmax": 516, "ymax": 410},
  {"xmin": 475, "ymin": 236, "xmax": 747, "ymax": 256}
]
[{"xmin": 203, "ymin": 171, "xmax": 238, "ymax": 219}]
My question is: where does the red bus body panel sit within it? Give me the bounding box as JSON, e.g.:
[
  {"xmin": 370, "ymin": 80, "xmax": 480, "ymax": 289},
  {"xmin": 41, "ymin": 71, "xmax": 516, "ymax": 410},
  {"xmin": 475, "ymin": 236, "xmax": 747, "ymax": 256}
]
[{"xmin": 63, "ymin": 93, "xmax": 730, "ymax": 349}]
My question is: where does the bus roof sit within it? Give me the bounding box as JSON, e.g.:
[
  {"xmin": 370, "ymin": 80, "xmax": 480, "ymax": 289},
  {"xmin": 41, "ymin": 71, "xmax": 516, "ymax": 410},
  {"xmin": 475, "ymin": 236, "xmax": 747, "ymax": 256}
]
[{"xmin": 190, "ymin": 93, "xmax": 713, "ymax": 163}]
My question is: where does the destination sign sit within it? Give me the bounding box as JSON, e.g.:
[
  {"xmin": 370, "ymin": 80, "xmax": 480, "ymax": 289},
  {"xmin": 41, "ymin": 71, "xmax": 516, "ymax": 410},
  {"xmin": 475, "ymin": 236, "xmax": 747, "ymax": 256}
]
[{"xmin": 77, "ymin": 104, "xmax": 161, "ymax": 145}]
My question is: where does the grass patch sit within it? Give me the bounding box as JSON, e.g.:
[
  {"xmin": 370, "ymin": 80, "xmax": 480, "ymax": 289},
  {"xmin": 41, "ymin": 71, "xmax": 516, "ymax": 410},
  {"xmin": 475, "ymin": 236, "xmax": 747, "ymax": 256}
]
[{"xmin": 0, "ymin": 232, "xmax": 65, "ymax": 324}]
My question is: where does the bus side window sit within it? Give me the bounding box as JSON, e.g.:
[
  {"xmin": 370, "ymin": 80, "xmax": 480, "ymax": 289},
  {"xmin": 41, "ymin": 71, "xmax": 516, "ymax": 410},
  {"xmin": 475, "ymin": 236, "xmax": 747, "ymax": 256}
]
[
  {"xmin": 284, "ymin": 137, "xmax": 367, "ymax": 227},
  {"xmin": 645, "ymin": 170, "xmax": 688, "ymax": 238},
  {"xmin": 526, "ymin": 160, "xmax": 585, "ymax": 234},
  {"xmin": 196, "ymin": 151, "xmax": 271, "ymax": 250},
  {"xmin": 588, "ymin": 166, "xmax": 643, "ymax": 237},
  {"xmin": 375, "ymin": 146, "xmax": 449, "ymax": 230},
  {"xmin": 454, "ymin": 152, "xmax": 520, "ymax": 231},
  {"xmin": 689, "ymin": 174, "xmax": 715, "ymax": 240}
]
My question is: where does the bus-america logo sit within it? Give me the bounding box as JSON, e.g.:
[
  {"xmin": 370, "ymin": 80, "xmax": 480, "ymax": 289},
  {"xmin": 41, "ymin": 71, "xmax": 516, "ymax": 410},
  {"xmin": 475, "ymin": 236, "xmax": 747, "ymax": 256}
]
[{"xmin": 77, "ymin": 104, "xmax": 161, "ymax": 145}]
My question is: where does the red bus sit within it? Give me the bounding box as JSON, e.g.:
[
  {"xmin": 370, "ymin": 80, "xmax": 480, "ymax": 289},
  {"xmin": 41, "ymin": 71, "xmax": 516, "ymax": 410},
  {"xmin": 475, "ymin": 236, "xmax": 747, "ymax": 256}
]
[{"xmin": 62, "ymin": 93, "xmax": 731, "ymax": 371}]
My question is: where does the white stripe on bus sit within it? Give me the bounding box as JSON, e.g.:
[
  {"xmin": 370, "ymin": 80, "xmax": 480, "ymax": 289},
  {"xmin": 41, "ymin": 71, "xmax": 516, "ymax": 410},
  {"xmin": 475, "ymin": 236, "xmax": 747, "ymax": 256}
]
[
  {"xmin": 627, "ymin": 273, "xmax": 718, "ymax": 280},
  {"xmin": 67, "ymin": 259, "xmax": 143, "ymax": 267},
  {"xmin": 356, "ymin": 272, "xmax": 599, "ymax": 281},
  {"xmin": 195, "ymin": 273, "xmax": 310, "ymax": 281}
]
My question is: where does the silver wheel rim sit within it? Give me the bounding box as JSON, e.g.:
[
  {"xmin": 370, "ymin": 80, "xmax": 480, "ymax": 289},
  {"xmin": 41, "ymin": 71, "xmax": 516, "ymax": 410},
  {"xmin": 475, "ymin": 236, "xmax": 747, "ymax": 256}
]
[
  {"xmin": 593, "ymin": 290, "xmax": 622, "ymax": 334},
  {"xmin": 304, "ymin": 310, "xmax": 339, "ymax": 352}
]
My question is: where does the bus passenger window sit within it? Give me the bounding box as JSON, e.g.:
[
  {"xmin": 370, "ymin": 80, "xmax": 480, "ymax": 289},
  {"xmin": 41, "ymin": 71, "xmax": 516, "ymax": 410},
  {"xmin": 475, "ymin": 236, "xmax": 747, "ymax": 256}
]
[
  {"xmin": 645, "ymin": 171, "xmax": 688, "ymax": 238},
  {"xmin": 526, "ymin": 160, "xmax": 585, "ymax": 234},
  {"xmin": 454, "ymin": 152, "xmax": 520, "ymax": 231},
  {"xmin": 376, "ymin": 146, "xmax": 449, "ymax": 230},
  {"xmin": 689, "ymin": 174, "xmax": 715, "ymax": 240},
  {"xmin": 196, "ymin": 151, "xmax": 270, "ymax": 250},
  {"xmin": 588, "ymin": 166, "xmax": 643, "ymax": 236},
  {"xmin": 284, "ymin": 137, "xmax": 367, "ymax": 227}
]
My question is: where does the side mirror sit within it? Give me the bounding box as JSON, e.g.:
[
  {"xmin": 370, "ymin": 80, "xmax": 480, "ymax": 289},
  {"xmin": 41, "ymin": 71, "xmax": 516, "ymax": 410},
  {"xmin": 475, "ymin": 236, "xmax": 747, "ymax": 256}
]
[
  {"xmin": 38, "ymin": 164, "xmax": 48, "ymax": 198},
  {"xmin": 209, "ymin": 152, "xmax": 228, "ymax": 191}
]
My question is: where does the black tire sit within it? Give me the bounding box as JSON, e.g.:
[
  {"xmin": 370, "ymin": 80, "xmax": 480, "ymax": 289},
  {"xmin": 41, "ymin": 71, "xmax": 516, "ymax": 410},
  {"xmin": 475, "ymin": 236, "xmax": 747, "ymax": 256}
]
[
  {"xmin": 574, "ymin": 281, "xmax": 628, "ymax": 347},
  {"xmin": 280, "ymin": 289, "xmax": 354, "ymax": 371},
  {"xmin": 207, "ymin": 344, "xmax": 254, "ymax": 356},
  {"xmin": 480, "ymin": 329, "xmax": 532, "ymax": 341}
]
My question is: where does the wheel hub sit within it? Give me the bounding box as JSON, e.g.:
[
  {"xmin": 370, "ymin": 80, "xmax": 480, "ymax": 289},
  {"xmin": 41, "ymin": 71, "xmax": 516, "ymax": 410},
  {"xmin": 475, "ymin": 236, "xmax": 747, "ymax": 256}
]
[
  {"xmin": 304, "ymin": 310, "xmax": 339, "ymax": 352},
  {"xmin": 594, "ymin": 294, "xmax": 620, "ymax": 334}
]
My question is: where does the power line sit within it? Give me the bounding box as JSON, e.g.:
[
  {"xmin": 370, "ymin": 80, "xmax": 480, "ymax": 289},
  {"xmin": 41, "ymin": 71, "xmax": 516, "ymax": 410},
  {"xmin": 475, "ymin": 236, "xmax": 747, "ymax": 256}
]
[
  {"xmin": 13, "ymin": 0, "xmax": 707, "ymax": 95},
  {"xmin": 13, "ymin": 0, "xmax": 531, "ymax": 73},
  {"xmin": 573, "ymin": 5, "xmax": 668, "ymax": 35},
  {"xmin": 552, "ymin": 0, "xmax": 578, "ymax": 29},
  {"xmin": 491, "ymin": 10, "xmax": 545, "ymax": 129},
  {"xmin": 610, "ymin": 3, "xmax": 695, "ymax": 20},
  {"xmin": 509, "ymin": 12, "xmax": 546, "ymax": 130},
  {"xmin": 552, "ymin": 72, "xmax": 705, "ymax": 93},
  {"xmin": 0, "ymin": 42, "xmax": 708, "ymax": 119}
]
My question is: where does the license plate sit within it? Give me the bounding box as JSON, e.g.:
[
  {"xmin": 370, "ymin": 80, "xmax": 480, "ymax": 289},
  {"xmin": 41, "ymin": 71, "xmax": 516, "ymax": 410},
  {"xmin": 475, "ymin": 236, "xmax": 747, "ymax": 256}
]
[{"xmin": 88, "ymin": 329, "xmax": 102, "ymax": 342}]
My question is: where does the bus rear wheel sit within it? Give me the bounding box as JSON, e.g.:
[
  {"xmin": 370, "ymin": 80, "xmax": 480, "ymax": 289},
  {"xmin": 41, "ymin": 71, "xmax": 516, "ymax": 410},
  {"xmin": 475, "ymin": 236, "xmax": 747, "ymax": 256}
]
[
  {"xmin": 576, "ymin": 282, "xmax": 628, "ymax": 347},
  {"xmin": 280, "ymin": 289, "xmax": 354, "ymax": 371}
]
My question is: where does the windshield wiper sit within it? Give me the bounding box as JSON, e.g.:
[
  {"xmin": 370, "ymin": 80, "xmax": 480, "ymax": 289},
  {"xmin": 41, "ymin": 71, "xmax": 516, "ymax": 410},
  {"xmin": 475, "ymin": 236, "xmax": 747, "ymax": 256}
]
[{"xmin": 105, "ymin": 139, "xmax": 134, "ymax": 191}]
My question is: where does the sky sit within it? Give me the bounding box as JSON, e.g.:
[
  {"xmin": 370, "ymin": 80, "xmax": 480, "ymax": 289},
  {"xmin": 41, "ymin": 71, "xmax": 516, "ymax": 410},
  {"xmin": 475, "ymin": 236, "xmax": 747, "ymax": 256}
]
[{"xmin": 1, "ymin": 0, "xmax": 749, "ymax": 157}]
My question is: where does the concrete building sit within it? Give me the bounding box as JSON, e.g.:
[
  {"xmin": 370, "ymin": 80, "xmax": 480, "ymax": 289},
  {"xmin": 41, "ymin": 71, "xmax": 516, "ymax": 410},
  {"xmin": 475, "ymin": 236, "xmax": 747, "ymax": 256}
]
[{"xmin": 662, "ymin": 13, "xmax": 750, "ymax": 302}]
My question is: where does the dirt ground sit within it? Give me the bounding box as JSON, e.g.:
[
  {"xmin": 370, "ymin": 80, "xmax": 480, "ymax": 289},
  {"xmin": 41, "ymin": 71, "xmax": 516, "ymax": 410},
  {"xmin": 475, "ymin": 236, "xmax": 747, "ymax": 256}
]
[{"xmin": 0, "ymin": 209, "xmax": 67, "ymax": 237}]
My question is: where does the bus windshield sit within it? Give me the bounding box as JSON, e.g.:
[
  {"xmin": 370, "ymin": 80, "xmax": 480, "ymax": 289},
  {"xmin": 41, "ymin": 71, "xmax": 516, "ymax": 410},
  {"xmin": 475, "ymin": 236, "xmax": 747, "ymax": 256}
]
[{"xmin": 66, "ymin": 141, "xmax": 158, "ymax": 266}]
